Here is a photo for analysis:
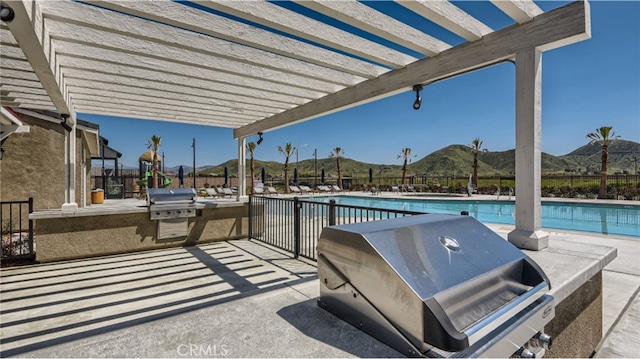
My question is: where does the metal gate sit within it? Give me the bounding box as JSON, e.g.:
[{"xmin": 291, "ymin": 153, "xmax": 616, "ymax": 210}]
[{"xmin": 1, "ymin": 198, "xmax": 35, "ymax": 263}]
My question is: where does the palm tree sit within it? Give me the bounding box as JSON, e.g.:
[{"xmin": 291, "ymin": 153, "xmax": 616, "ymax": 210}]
[
  {"xmin": 587, "ymin": 126, "xmax": 620, "ymax": 199},
  {"xmin": 329, "ymin": 147, "xmax": 345, "ymax": 189},
  {"xmin": 146, "ymin": 135, "xmax": 162, "ymax": 189},
  {"xmin": 397, "ymin": 148, "xmax": 414, "ymax": 185},
  {"xmin": 247, "ymin": 142, "xmax": 257, "ymax": 194},
  {"xmin": 469, "ymin": 138, "xmax": 487, "ymax": 188},
  {"xmin": 277, "ymin": 142, "xmax": 294, "ymax": 193}
]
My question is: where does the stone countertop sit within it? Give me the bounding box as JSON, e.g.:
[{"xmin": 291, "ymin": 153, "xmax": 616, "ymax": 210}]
[{"xmin": 29, "ymin": 198, "xmax": 248, "ymax": 219}]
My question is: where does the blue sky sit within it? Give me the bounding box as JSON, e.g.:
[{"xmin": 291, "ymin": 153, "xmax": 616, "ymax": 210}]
[{"xmin": 83, "ymin": 1, "xmax": 640, "ymax": 169}]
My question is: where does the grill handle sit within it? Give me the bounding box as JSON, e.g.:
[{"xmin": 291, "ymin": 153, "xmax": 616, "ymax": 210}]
[{"xmin": 464, "ymin": 282, "xmax": 548, "ymax": 345}]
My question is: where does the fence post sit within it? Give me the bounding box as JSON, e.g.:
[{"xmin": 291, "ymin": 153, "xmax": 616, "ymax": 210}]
[
  {"xmin": 328, "ymin": 199, "xmax": 336, "ymax": 226},
  {"xmin": 293, "ymin": 197, "xmax": 300, "ymax": 259},
  {"xmin": 248, "ymin": 194, "xmax": 254, "ymax": 239},
  {"xmin": 28, "ymin": 197, "xmax": 34, "ymax": 257}
]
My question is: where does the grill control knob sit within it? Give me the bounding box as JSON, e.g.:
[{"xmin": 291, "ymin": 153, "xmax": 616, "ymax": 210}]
[
  {"xmin": 517, "ymin": 348, "xmax": 536, "ymax": 358},
  {"xmin": 534, "ymin": 332, "xmax": 552, "ymax": 349}
]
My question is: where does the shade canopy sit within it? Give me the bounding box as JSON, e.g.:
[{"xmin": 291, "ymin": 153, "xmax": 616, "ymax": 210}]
[{"xmin": 1, "ymin": 1, "xmax": 589, "ymax": 138}]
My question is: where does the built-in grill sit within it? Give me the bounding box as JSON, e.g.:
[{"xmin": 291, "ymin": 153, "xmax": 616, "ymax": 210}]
[
  {"xmin": 317, "ymin": 214, "xmax": 554, "ymax": 358},
  {"xmin": 147, "ymin": 188, "xmax": 197, "ymax": 239}
]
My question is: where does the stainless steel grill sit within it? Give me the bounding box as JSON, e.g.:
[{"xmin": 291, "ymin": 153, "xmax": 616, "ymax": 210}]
[
  {"xmin": 147, "ymin": 188, "xmax": 197, "ymax": 239},
  {"xmin": 317, "ymin": 214, "xmax": 554, "ymax": 358}
]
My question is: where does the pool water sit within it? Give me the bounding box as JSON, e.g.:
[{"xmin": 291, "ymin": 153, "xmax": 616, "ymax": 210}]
[{"xmin": 312, "ymin": 196, "xmax": 639, "ymax": 237}]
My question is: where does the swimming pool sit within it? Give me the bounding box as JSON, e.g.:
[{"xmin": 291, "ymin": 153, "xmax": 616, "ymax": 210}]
[{"xmin": 310, "ymin": 196, "xmax": 639, "ymax": 237}]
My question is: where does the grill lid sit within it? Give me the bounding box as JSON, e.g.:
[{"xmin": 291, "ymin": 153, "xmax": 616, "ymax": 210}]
[
  {"xmin": 317, "ymin": 214, "xmax": 551, "ymax": 353},
  {"xmin": 147, "ymin": 188, "xmax": 196, "ymax": 206}
]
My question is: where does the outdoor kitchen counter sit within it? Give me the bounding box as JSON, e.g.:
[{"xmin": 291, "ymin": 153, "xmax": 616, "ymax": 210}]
[
  {"xmin": 30, "ymin": 198, "xmax": 251, "ymax": 262},
  {"xmin": 508, "ymin": 234, "xmax": 618, "ymax": 358},
  {"xmin": 29, "ymin": 198, "xmax": 247, "ymax": 219}
]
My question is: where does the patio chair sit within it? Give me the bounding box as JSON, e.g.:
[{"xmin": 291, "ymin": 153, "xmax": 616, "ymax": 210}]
[
  {"xmin": 318, "ymin": 185, "xmax": 331, "ymax": 193},
  {"xmin": 331, "ymin": 185, "xmax": 342, "ymax": 192},
  {"xmin": 205, "ymin": 188, "xmax": 223, "ymax": 198},
  {"xmin": 290, "ymin": 185, "xmax": 302, "ymax": 194},
  {"xmin": 267, "ymin": 186, "xmax": 279, "ymax": 195},
  {"xmin": 253, "ymin": 187, "xmax": 265, "ymax": 195},
  {"xmin": 391, "ymin": 185, "xmax": 399, "ymax": 193},
  {"xmin": 220, "ymin": 187, "xmax": 234, "ymax": 197},
  {"xmin": 299, "ymin": 185, "xmax": 312, "ymax": 194},
  {"xmin": 370, "ymin": 186, "xmax": 380, "ymax": 195}
]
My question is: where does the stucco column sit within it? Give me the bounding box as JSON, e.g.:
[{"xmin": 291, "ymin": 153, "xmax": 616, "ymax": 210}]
[
  {"xmin": 61, "ymin": 114, "xmax": 78, "ymax": 213},
  {"xmin": 508, "ymin": 48, "xmax": 548, "ymax": 250},
  {"xmin": 237, "ymin": 136, "xmax": 246, "ymax": 200}
]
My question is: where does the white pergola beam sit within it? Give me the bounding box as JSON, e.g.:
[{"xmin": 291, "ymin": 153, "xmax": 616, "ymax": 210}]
[
  {"xmin": 0, "ymin": 68, "xmax": 40, "ymax": 82},
  {"xmin": 58, "ymin": 63, "xmax": 314, "ymax": 105},
  {"xmin": 0, "ymin": 101, "xmax": 53, "ymax": 109},
  {"xmin": 71, "ymin": 97, "xmax": 258, "ymax": 123},
  {"xmin": 293, "ymin": 0, "xmax": 450, "ymax": 57},
  {"xmin": 1, "ymin": 57, "xmax": 34, "ymax": 73},
  {"xmin": 69, "ymin": 91, "xmax": 273, "ymax": 119},
  {"xmin": 491, "ymin": 0, "xmax": 543, "ymax": 24},
  {"xmin": 62, "ymin": 72, "xmax": 296, "ymax": 111},
  {"xmin": 83, "ymin": 0, "xmax": 386, "ymax": 78},
  {"xmin": 397, "ymin": 0, "xmax": 493, "ymax": 41},
  {"xmin": 0, "ymin": 92, "xmax": 51, "ymax": 102},
  {"xmin": 235, "ymin": 1, "xmax": 590, "ymax": 138},
  {"xmin": 66, "ymin": 81, "xmax": 281, "ymax": 114},
  {"xmin": 74, "ymin": 106, "xmax": 247, "ymax": 129},
  {"xmin": 0, "ymin": 86, "xmax": 49, "ymax": 96},
  {"xmin": 3, "ymin": 1, "xmax": 71, "ymax": 117}
]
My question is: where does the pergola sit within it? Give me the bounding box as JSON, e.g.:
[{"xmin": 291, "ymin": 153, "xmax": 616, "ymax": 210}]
[{"xmin": 0, "ymin": 0, "xmax": 591, "ymax": 250}]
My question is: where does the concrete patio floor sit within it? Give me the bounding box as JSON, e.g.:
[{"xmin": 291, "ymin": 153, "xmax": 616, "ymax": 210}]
[
  {"xmin": 1, "ymin": 229, "xmax": 638, "ymax": 357},
  {"xmin": 0, "ymin": 240, "xmax": 401, "ymax": 358}
]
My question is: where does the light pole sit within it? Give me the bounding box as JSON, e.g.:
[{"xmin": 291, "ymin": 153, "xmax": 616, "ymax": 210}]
[
  {"xmin": 191, "ymin": 138, "xmax": 196, "ymax": 189},
  {"xmin": 294, "ymin": 144, "xmax": 308, "ymax": 184},
  {"xmin": 314, "ymin": 148, "xmax": 318, "ymax": 187}
]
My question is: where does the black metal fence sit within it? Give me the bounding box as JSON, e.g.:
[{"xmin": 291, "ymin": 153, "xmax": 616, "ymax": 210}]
[
  {"xmin": 248, "ymin": 195, "xmax": 424, "ymax": 261},
  {"xmin": 1, "ymin": 198, "xmax": 35, "ymax": 263}
]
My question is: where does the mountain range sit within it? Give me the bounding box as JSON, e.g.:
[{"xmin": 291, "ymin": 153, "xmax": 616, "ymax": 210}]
[{"xmin": 166, "ymin": 140, "xmax": 639, "ymax": 178}]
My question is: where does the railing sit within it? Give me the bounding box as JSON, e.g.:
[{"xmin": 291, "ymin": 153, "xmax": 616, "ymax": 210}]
[
  {"xmin": 1, "ymin": 198, "xmax": 35, "ymax": 263},
  {"xmin": 248, "ymin": 195, "xmax": 424, "ymax": 261}
]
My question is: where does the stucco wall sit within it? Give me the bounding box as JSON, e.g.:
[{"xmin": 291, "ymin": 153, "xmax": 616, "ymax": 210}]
[
  {"xmin": 0, "ymin": 115, "xmax": 91, "ymax": 210},
  {"xmin": 545, "ymin": 271, "xmax": 603, "ymax": 358},
  {"xmin": 34, "ymin": 204, "xmax": 249, "ymax": 262}
]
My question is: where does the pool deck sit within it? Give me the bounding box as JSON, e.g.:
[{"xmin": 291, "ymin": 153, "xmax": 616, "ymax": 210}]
[{"xmin": 9, "ymin": 192, "xmax": 638, "ymax": 357}]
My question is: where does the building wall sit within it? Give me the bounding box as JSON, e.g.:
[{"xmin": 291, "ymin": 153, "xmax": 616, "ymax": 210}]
[{"xmin": 0, "ymin": 115, "xmax": 91, "ymax": 210}]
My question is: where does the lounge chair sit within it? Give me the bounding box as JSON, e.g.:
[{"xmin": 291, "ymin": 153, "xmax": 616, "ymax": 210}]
[
  {"xmin": 253, "ymin": 187, "xmax": 265, "ymax": 195},
  {"xmin": 370, "ymin": 186, "xmax": 380, "ymax": 195},
  {"xmin": 267, "ymin": 186, "xmax": 279, "ymax": 195},
  {"xmin": 331, "ymin": 185, "xmax": 342, "ymax": 192},
  {"xmin": 391, "ymin": 185, "xmax": 399, "ymax": 193},
  {"xmin": 299, "ymin": 185, "xmax": 312, "ymax": 194},
  {"xmin": 289, "ymin": 185, "xmax": 302, "ymax": 194},
  {"xmin": 220, "ymin": 187, "xmax": 234, "ymax": 197},
  {"xmin": 205, "ymin": 188, "xmax": 224, "ymax": 198},
  {"xmin": 318, "ymin": 185, "xmax": 331, "ymax": 193}
]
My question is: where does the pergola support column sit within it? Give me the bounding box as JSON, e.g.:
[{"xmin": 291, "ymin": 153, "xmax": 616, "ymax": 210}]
[
  {"xmin": 508, "ymin": 48, "xmax": 548, "ymax": 250},
  {"xmin": 62, "ymin": 114, "xmax": 78, "ymax": 213},
  {"xmin": 237, "ymin": 137, "xmax": 246, "ymax": 200}
]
